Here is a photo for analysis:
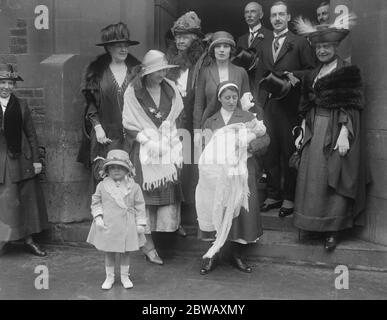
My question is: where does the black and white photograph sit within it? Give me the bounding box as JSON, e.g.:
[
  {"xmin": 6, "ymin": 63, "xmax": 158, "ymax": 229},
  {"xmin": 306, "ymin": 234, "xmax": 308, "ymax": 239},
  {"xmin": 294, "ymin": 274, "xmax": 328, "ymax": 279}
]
[{"xmin": 0, "ymin": 0, "xmax": 387, "ymax": 306}]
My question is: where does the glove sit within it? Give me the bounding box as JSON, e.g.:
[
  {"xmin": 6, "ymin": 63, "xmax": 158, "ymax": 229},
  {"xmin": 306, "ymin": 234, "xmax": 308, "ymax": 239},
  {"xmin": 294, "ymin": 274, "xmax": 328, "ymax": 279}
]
[
  {"xmin": 334, "ymin": 126, "xmax": 350, "ymax": 157},
  {"xmin": 294, "ymin": 119, "xmax": 305, "ymax": 148},
  {"xmin": 95, "ymin": 125, "xmax": 112, "ymax": 144},
  {"xmin": 145, "ymin": 140, "xmax": 161, "ymax": 158},
  {"xmin": 136, "ymin": 225, "xmax": 145, "ymax": 234},
  {"xmin": 33, "ymin": 162, "xmax": 43, "ymax": 175},
  {"xmin": 95, "ymin": 216, "xmax": 106, "ymax": 230},
  {"xmin": 240, "ymin": 92, "xmax": 255, "ymax": 111},
  {"xmin": 194, "ymin": 131, "xmax": 202, "ymax": 148},
  {"xmin": 284, "ymin": 72, "xmax": 300, "ymax": 87}
]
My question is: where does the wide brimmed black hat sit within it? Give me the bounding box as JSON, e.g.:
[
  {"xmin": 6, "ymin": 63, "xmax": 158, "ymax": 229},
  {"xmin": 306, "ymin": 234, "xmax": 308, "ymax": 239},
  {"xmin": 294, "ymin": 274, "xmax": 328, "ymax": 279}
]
[
  {"xmin": 96, "ymin": 22, "xmax": 139, "ymax": 47},
  {"xmin": 259, "ymin": 72, "xmax": 291, "ymax": 100},
  {"xmin": 0, "ymin": 63, "xmax": 23, "ymax": 81}
]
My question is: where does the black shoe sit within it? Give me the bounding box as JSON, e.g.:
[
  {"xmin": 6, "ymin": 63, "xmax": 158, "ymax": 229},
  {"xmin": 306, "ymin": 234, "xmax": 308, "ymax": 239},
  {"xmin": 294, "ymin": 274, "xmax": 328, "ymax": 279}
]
[
  {"xmin": 278, "ymin": 207, "xmax": 294, "ymax": 218},
  {"xmin": 260, "ymin": 201, "xmax": 282, "ymax": 212},
  {"xmin": 200, "ymin": 256, "xmax": 218, "ymax": 275},
  {"xmin": 25, "ymin": 242, "xmax": 47, "ymax": 257},
  {"xmin": 230, "ymin": 256, "xmax": 252, "ymax": 273},
  {"xmin": 324, "ymin": 234, "xmax": 338, "ymax": 252}
]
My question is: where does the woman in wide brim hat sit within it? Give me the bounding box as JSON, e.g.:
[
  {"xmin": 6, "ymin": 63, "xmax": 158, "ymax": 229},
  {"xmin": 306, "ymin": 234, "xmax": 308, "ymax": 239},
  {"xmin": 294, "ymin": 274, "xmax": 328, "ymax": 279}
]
[
  {"xmin": 76, "ymin": 22, "xmax": 141, "ymax": 192},
  {"xmin": 193, "ymin": 31, "xmax": 254, "ymax": 134},
  {"xmin": 122, "ymin": 50, "xmax": 184, "ymax": 265},
  {"xmin": 0, "ymin": 63, "xmax": 49, "ymax": 257},
  {"xmin": 293, "ymin": 15, "xmax": 369, "ymax": 251}
]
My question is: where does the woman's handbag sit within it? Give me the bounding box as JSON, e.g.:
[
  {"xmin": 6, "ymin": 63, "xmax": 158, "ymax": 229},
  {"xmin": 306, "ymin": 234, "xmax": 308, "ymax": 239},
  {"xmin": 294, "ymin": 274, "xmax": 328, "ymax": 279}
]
[{"xmin": 289, "ymin": 126, "xmax": 304, "ymax": 170}]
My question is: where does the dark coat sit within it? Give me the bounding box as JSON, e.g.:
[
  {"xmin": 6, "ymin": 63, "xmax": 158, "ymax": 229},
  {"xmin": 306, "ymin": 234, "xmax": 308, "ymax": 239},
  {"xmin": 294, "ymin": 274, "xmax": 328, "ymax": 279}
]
[
  {"xmin": 166, "ymin": 39, "xmax": 206, "ymax": 134},
  {"xmin": 300, "ymin": 60, "xmax": 368, "ymax": 218},
  {"xmin": 0, "ymin": 95, "xmax": 40, "ymax": 183},
  {"xmin": 194, "ymin": 62, "xmax": 250, "ymax": 129},
  {"xmin": 202, "ymin": 107, "xmax": 265, "ymax": 242},
  {"xmin": 76, "ymin": 53, "xmax": 140, "ymax": 168},
  {"xmin": 256, "ymin": 30, "xmax": 316, "ymax": 110}
]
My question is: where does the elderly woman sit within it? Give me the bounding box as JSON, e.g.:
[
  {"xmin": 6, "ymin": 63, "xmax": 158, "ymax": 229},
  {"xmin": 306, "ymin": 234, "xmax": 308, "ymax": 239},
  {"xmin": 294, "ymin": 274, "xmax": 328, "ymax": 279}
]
[
  {"xmin": 77, "ymin": 22, "xmax": 140, "ymax": 189},
  {"xmin": 293, "ymin": 19, "xmax": 368, "ymax": 251},
  {"xmin": 0, "ymin": 63, "xmax": 48, "ymax": 256},
  {"xmin": 193, "ymin": 31, "xmax": 254, "ymax": 139},
  {"xmin": 166, "ymin": 11, "xmax": 206, "ymax": 236},
  {"xmin": 123, "ymin": 50, "xmax": 184, "ymax": 265},
  {"xmin": 196, "ymin": 81, "xmax": 268, "ymax": 275}
]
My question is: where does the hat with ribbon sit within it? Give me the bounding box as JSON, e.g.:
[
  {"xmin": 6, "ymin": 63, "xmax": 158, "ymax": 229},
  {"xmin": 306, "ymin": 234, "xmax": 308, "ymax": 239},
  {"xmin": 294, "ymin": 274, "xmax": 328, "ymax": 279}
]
[
  {"xmin": 171, "ymin": 11, "xmax": 203, "ymax": 37},
  {"xmin": 293, "ymin": 13, "xmax": 356, "ymax": 45},
  {"xmin": 259, "ymin": 71, "xmax": 291, "ymax": 100},
  {"xmin": 209, "ymin": 31, "xmax": 236, "ymax": 51},
  {"xmin": 141, "ymin": 50, "xmax": 179, "ymax": 77},
  {"xmin": 102, "ymin": 149, "xmax": 134, "ymax": 174},
  {"xmin": 96, "ymin": 22, "xmax": 139, "ymax": 47},
  {"xmin": 0, "ymin": 63, "xmax": 23, "ymax": 81}
]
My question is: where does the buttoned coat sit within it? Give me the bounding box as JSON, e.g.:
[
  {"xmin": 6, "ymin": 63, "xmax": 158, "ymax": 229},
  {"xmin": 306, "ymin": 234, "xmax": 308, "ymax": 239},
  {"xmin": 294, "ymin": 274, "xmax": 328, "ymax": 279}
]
[{"xmin": 0, "ymin": 95, "xmax": 40, "ymax": 184}]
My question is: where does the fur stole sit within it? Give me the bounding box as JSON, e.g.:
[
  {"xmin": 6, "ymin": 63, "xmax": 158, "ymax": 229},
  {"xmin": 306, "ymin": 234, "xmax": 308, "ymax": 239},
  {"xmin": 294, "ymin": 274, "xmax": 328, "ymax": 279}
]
[
  {"xmin": 166, "ymin": 39, "xmax": 205, "ymax": 82},
  {"xmin": 82, "ymin": 53, "xmax": 140, "ymax": 92},
  {"xmin": 312, "ymin": 65, "xmax": 364, "ymax": 111}
]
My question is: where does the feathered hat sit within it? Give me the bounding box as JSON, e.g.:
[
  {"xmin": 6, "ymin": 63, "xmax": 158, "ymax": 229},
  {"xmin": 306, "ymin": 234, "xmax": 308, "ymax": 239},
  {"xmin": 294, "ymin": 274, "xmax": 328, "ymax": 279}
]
[
  {"xmin": 0, "ymin": 63, "xmax": 23, "ymax": 81},
  {"xmin": 293, "ymin": 13, "xmax": 357, "ymax": 44},
  {"xmin": 171, "ymin": 11, "xmax": 203, "ymax": 37}
]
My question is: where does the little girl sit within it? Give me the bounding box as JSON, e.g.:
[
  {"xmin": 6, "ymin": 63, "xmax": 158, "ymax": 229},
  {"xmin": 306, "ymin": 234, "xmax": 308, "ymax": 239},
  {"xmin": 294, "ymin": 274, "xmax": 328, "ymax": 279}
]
[{"xmin": 87, "ymin": 149, "xmax": 147, "ymax": 290}]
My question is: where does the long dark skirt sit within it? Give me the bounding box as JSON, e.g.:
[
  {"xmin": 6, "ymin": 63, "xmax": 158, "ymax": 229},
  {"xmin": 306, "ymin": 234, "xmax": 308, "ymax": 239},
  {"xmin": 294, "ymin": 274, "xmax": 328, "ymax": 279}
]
[
  {"xmin": 294, "ymin": 109, "xmax": 355, "ymax": 232},
  {"xmin": 198, "ymin": 157, "xmax": 263, "ymax": 243},
  {"xmin": 0, "ymin": 159, "xmax": 48, "ymax": 242}
]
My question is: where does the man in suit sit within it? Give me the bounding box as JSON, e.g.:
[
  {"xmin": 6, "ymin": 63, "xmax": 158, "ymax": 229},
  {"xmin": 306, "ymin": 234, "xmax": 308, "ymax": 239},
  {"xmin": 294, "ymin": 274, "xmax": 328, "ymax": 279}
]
[
  {"xmin": 237, "ymin": 2, "xmax": 271, "ymax": 116},
  {"xmin": 258, "ymin": 1, "xmax": 315, "ymax": 217}
]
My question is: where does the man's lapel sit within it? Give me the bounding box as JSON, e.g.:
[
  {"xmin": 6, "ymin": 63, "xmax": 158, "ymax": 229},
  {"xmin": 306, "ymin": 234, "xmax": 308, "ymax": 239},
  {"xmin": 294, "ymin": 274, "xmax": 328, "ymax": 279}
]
[{"xmin": 274, "ymin": 32, "xmax": 294, "ymax": 65}]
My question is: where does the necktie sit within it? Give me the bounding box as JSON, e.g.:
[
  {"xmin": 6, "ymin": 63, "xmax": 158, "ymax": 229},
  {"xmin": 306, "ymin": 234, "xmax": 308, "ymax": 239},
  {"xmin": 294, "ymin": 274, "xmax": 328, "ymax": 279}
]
[
  {"xmin": 248, "ymin": 32, "xmax": 256, "ymax": 47},
  {"xmin": 273, "ymin": 33, "xmax": 287, "ymax": 53},
  {"xmin": 0, "ymin": 105, "xmax": 3, "ymax": 132}
]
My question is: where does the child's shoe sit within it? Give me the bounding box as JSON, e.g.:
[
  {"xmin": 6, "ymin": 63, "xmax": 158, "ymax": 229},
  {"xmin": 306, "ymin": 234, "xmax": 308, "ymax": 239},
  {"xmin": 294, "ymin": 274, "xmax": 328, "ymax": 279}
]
[
  {"xmin": 101, "ymin": 266, "xmax": 115, "ymax": 290},
  {"xmin": 120, "ymin": 265, "xmax": 133, "ymax": 289}
]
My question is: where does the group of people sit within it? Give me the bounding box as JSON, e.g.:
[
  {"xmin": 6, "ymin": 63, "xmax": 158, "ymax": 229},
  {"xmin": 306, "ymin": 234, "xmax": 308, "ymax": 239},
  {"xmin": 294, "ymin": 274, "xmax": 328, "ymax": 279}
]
[{"xmin": 0, "ymin": 0, "xmax": 368, "ymax": 291}]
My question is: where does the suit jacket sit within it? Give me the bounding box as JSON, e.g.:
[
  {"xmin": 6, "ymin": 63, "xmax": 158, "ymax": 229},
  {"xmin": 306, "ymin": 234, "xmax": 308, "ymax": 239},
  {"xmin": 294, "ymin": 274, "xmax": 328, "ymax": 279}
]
[
  {"xmin": 0, "ymin": 96, "xmax": 40, "ymax": 183},
  {"xmin": 256, "ymin": 30, "xmax": 316, "ymax": 111},
  {"xmin": 193, "ymin": 62, "xmax": 250, "ymax": 129},
  {"xmin": 237, "ymin": 25, "xmax": 272, "ymax": 59}
]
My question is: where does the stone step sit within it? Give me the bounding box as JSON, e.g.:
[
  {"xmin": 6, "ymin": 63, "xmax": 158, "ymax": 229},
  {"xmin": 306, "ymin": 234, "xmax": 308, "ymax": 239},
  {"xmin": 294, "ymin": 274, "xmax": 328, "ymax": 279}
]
[
  {"xmin": 261, "ymin": 209, "xmax": 297, "ymax": 232},
  {"xmin": 41, "ymin": 222, "xmax": 387, "ymax": 272}
]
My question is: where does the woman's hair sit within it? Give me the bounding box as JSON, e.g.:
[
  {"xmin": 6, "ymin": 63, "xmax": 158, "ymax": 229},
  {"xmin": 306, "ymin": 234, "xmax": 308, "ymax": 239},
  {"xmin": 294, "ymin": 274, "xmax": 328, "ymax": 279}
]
[
  {"xmin": 208, "ymin": 43, "xmax": 237, "ymax": 61},
  {"xmin": 218, "ymin": 85, "xmax": 239, "ymax": 99}
]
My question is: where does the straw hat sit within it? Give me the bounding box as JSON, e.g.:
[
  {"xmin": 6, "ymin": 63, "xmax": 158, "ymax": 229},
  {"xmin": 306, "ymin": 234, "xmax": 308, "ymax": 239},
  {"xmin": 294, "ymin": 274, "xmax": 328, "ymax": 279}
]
[
  {"xmin": 0, "ymin": 63, "xmax": 23, "ymax": 81},
  {"xmin": 141, "ymin": 50, "xmax": 179, "ymax": 77},
  {"xmin": 102, "ymin": 150, "xmax": 134, "ymax": 173},
  {"xmin": 96, "ymin": 22, "xmax": 139, "ymax": 47},
  {"xmin": 171, "ymin": 11, "xmax": 203, "ymax": 37},
  {"xmin": 209, "ymin": 31, "xmax": 236, "ymax": 51}
]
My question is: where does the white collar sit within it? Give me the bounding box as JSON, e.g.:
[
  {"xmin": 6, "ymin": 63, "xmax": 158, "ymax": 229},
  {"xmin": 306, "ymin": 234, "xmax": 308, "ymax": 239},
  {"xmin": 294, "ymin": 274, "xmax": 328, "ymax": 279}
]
[
  {"xmin": 249, "ymin": 23, "xmax": 262, "ymax": 34},
  {"xmin": 0, "ymin": 96, "xmax": 10, "ymax": 107},
  {"xmin": 321, "ymin": 59, "xmax": 338, "ymax": 71},
  {"xmin": 273, "ymin": 28, "xmax": 289, "ymax": 38}
]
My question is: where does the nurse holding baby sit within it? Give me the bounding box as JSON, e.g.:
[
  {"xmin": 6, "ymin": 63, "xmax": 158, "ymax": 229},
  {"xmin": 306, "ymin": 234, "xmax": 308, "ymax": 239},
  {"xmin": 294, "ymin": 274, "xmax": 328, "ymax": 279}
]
[{"xmin": 195, "ymin": 81, "xmax": 269, "ymax": 275}]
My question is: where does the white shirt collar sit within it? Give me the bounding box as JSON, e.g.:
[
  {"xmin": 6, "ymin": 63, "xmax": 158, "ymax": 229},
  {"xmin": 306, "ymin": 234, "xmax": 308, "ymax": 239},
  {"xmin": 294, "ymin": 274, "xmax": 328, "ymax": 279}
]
[
  {"xmin": 0, "ymin": 96, "xmax": 10, "ymax": 111},
  {"xmin": 249, "ymin": 23, "xmax": 262, "ymax": 34},
  {"xmin": 273, "ymin": 28, "xmax": 289, "ymax": 38}
]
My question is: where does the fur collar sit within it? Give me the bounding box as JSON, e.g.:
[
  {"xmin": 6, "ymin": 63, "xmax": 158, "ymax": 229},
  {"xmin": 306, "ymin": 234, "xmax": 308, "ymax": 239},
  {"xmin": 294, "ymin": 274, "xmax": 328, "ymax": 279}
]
[
  {"xmin": 313, "ymin": 65, "xmax": 364, "ymax": 111},
  {"xmin": 83, "ymin": 53, "xmax": 140, "ymax": 89},
  {"xmin": 166, "ymin": 39, "xmax": 205, "ymax": 81}
]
